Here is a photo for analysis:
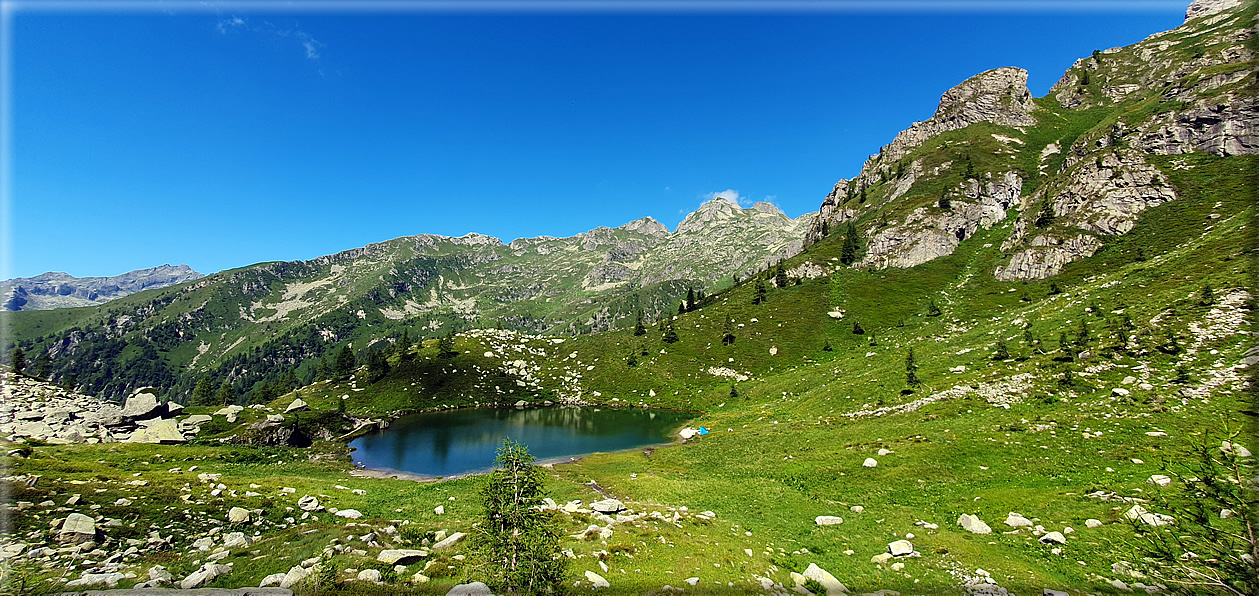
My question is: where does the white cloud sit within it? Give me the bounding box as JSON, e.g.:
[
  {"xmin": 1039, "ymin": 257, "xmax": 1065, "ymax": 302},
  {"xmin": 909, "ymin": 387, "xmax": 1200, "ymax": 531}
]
[
  {"xmin": 216, "ymin": 16, "xmax": 245, "ymax": 35},
  {"xmin": 702, "ymin": 188, "xmax": 763, "ymax": 207},
  {"xmin": 217, "ymin": 17, "xmax": 325, "ymax": 62}
]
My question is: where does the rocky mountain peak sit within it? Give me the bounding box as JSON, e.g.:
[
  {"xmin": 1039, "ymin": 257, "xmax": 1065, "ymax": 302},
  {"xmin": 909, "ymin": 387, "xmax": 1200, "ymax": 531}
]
[
  {"xmin": 931, "ymin": 67, "xmax": 1036, "ymax": 130},
  {"xmin": 1185, "ymin": 0, "xmax": 1245, "ymax": 21},
  {"xmin": 750, "ymin": 201, "xmax": 785, "ymax": 216},
  {"xmin": 617, "ymin": 216, "xmax": 670, "ymax": 236},
  {"xmin": 2, "ymin": 264, "xmax": 204, "ymax": 311}
]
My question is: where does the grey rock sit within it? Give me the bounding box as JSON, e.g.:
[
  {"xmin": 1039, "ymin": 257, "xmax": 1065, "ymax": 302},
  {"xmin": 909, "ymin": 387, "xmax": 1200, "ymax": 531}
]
[
  {"xmin": 802, "ymin": 563, "xmax": 848, "ymax": 594},
  {"xmin": 279, "ymin": 565, "xmax": 312, "ymax": 589},
  {"xmin": 297, "ymin": 495, "xmax": 320, "ymax": 511},
  {"xmin": 228, "ymin": 507, "xmax": 250, "ymax": 524},
  {"xmin": 284, "ymin": 399, "xmax": 308, "ymax": 414},
  {"xmin": 59, "ymin": 512, "xmax": 97, "ymax": 543},
  {"xmin": 357, "ymin": 569, "xmax": 383, "ymax": 582},
  {"xmin": 590, "ymin": 499, "xmax": 625, "ymax": 513},
  {"xmin": 447, "ymin": 581, "xmax": 495, "ymax": 596},
  {"xmin": 431, "ymin": 531, "xmax": 466, "ymax": 551},
  {"xmin": 1039, "ymin": 531, "xmax": 1067, "ymax": 545},
  {"xmin": 1004, "ymin": 513, "xmax": 1033, "ymax": 528},
  {"xmin": 377, "ymin": 549, "xmax": 428, "ymax": 565},
  {"xmin": 121, "ymin": 391, "xmax": 162, "ymax": 420},
  {"xmin": 180, "ymin": 562, "xmax": 231, "ymax": 589},
  {"xmin": 888, "ymin": 540, "xmax": 914, "ymax": 556},
  {"xmin": 958, "ymin": 513, "xmax": 992, "ymax": 534},
  {"xmin": 65, "ymin": 572, "xmax": 125, "ymax": 588},
  {"xmin": 815, "ymin": 515, "xmax": 844, "ymax": 526}
]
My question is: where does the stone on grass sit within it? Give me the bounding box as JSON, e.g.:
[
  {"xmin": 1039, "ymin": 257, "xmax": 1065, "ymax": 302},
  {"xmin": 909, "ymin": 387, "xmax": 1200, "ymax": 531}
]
[
  {"xmin": 435, "ymin": 505, "xmax": 445, "ymax": 515},
  {"xmin": 1148, "ymin": 474, "xmax": 1172, "ymax": 486},
  {"xmin": 590, "ymin": 499, "xmax": 625, "ymax": 513},
  {"xmin": 870, "ymin": 553, "xmax": 893, "ymax": 565},
  {"xmin": 65, "ymin": 572, "xmax": 125, "ymax": 588},
  {"xmin": 259, "ymin": 572, "xmax": 287, "ymax": 587},
  {"xmin": 335, "ymin": 509, "xmax": 363, "ymax": 519},
  {"xmin": 298, "ymin": 495, "xmax": 320, "ymax": 511},
  {"xmin": 802, "ymin": 563, "xmax": 848, "ymax": 594},
  {"xmin": 431, "ymin": 531, "xmax": 466, "ymax": 551},
  {"xmin": 358, "ymin": 569, "xmax": 383, "ymax": 582},
  {"xmin": 285, "ymin": 398, "xmax": 309, "ymax": 414},
  {"xmin": 1221, "ymin": 441, "xmax": 1252, "ymax": 457},
  {"xmin": 958, "ymin": 513, "xmax": 992, "ymax": 534},
  {"xmin": 228, "ymin": 507, "xmax": 250, "ymax": 524},
  {"xmin": 280, "ymin": 565, "xmax": 311, "ymax": 589},
  {"xmin": 180, "ymin": 562, "xmax": 230, "ymax": 589},
  {"xmin": 1004, "ymin": 513, "xmax": 1033, "ymax": 528},
  {"xmin": 815, "ymin": 516, "xmax": 844, "ymax": 526},
  {"xmin": 1039, "ymin": 531, "xmax": 1066, "ymax": 545},
  {"xmin": 1085, "ymin": 519, "xmax": 1103, "ymax": 528},
  {"xmin": 863, "ymin": 458, "xmax": 878, "ymax": 468},
  {"xmin": 127, "ymin": 419, "xmax": 185, "ymax": 444},
  {"xmin": 888, "ymin": 540, "xmax": 914, "ymax": 556},
  {"xmin": 447, "ymin": 582, "xmax": 494, "ymax": 596},
  {"xmin": 585, "ymin": 570, "xmax": 610, "ymax": 588},
  {"xmin": 59, "ymin": 512, "xmax": 97, "ymax": 543},
  {"xmin": 1123, "ymin": 505, "xmax": 1174, "ymax": 526},
  {"xmin": 378, "ymin": 549, "xmax": 428, "ymax": 565}
]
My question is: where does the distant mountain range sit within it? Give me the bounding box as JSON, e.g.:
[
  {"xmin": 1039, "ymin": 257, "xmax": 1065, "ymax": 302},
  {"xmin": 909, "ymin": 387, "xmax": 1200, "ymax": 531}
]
[{"xmin": 1, "ymin": 265, "xmax": 204, "ymax": 311}]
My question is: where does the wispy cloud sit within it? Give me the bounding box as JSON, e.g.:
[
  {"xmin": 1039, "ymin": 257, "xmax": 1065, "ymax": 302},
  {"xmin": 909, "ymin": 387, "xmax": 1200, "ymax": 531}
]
[
  {"xmin": 702, "ymin": 188, "xmax": 745, "ymax": 205},
  {"xmin": 215, "ymin": 16, "xmax": 325, "ymax": 62}
]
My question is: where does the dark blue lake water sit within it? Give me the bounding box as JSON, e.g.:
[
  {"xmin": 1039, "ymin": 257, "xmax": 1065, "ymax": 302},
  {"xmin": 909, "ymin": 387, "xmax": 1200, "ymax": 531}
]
[{"xmin": 348, "ymin": 406, "xmax": 694, "ymax": 477}]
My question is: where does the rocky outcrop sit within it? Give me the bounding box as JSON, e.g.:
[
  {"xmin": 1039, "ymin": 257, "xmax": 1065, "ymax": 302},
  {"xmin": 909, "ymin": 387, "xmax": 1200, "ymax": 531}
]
[
  {"xmin": 0, "ymin": 373, "xmax": 187, "ymax": 444},
  {"xmin": 1, "ymin": 264, "xmax": 203, "ymax": 311},
  {"xmin": 1185, "ymin": 0, "xmax": 1245, "ymax": 21},
  {"xmin": 809, "ymin": 68, "xmax": 1035, "ymax": 243},
  {"xmin": 994, "ymin": 235, "xmax": 1103, "ymax": 281},
  {"xmin": 861, "ymin": 172, "xmax": 1022, "ymax": 270},
  {"xmin": 1136, "ymin": 91, "xmax": 1258, "ymax": 156}
]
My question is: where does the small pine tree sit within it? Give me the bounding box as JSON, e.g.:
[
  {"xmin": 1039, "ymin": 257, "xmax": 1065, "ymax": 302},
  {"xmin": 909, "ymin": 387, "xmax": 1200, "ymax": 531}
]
[
  {"xmin": 191, "ymin": 377, "xmax": 216, "ymax": 406},
  {"xmin": 678, "ymin": 302, "xmax": 686, "ymax": 316},
  {"xmin": 1080, "ymin": 69, "xmax": 1090, "ymax": 85},
  {"xmin": 840, "ymin": 222, "xmax": 861, "ymax": 266},
  {"xmin": 993, "ymin": 339, "xmax": 1010, "ymax": 360},
  {"xmin": 729, "ymin": 384, "xmax": 738, "ymax": 399},
  {"xmin": 626, "ymin": 353, "xmax": 638, "ymax": 367},
  {"xmin": 662, "ymin": 321, "xmax": 679, "ymax": 344},
  {"xmin": 633, "ymin": 310, "xmax": 646, "ymax": 336},
  {"xmin": 1200, "ymin": 284, "xmax": 1215, "ymax": 306},
  {"xmin": 905, "ymin": 348, "xmax": 921, "ymax": 389},
  {"xmin": 1035, "ymin": 202, "xmax": 1056, "ymax": 228},
  {"xmin": 822, "ymin": 340, "xmax": 833, "ymax": 352},
  {"xmin": 753, "ymin": 279, "xmax": 768, "ymax": 305},
  {"xmin": 1076, "ymin": 319, "xmax": 1090, "ymax": 349},
  {"xmin": 852, "ymin": 320, "xmax": 865, "ymax": 335},
  {"xmin": 33, "ymin": 352, "xmax": 51, "ymax": 380},
  {"xmin": 721, "ymin": 319, "xmax": 735, "ymax": 346},
  {"xmin": 927, "ymin": 298, "xmax": 942, "ymax": 317},
  {"xmin": 858, "ymin": 186, "xmax": 867, "ymax": 204},
  {"xmin": 10, "ymin": 347, "xmax": 25, "ymax": 375},
  {"xmin": 938, "ymin": 188, "xmax": 951, "ymax": 211},
  {"xmin": 1059, "ymin": 367, "xmax": 1075, "ymax": 388},
  {"xmin": 964, "ymin": 155, "xmax": 975, "ymax": 179},
  {"xmin": 438, "ymin": 330, "xmax": 458, "ymax": 359},
  {"xmin": 1160, "ymin": 328, "xmax": 1182, "ymax": 354},
  {"xmin": 335, "ymin": 344, "xmax": 358, "ymax": 375},
  {"xmin": 1135, "ymin": 247, "xmax": 1146, "ymax": 262},
  {"xmin": 1023, "ymin": 322, "xmax": 1035, "ymax": 346},
  {"xmin": 1048, "ymin": 280, "xmax": 1062, "ymax": 295},
  {"xmin": 471, "ymin": 440, "xmax": 567, "ymax": 593},
  {"xmin": 821, "ymin": 220, "xmax": 830, "ymax": 237},
  {"xmin": 214, "ymin": 382, "xmax": 235, "ymax": 407},
  {"xmin": 774, "ymin": 264, "xmax": 788, "ymax": 289},
  {"xmin": 686, "ymin": 288, "xmax": 697, "ymax": 312},
  {"xmin": 1059, "ymin": 330, "xmax": 1072, "ymax": 353}
]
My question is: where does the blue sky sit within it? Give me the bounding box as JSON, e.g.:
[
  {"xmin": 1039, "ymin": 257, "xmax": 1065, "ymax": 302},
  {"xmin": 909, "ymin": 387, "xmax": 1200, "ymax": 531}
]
[{"xmin": 6, "ymin": 1, "xmax": 1186, "ymax": 278}]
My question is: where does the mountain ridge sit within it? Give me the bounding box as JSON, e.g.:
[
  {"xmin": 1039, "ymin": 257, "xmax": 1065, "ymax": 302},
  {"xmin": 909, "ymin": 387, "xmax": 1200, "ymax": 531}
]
[{"xmin": 1, "ymin": 264, "xmax": 204, "ymax": 311}]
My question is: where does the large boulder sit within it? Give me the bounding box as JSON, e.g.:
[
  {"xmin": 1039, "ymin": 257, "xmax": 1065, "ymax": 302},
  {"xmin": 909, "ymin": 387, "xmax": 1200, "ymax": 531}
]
[
  {"xmin": 378, "ymin": 549, "xmax": 428, "ymax": 565},
  {"xmin": 59, "ymin": 512, "xmax": 97, "ymax": 543},
  {"xmin": 584, "ymin": 570, "xmax": 610, "ymax": 589},
  {"xmin": 126, "ymin": 419, "xmax": 185, "ymax": 444},
  {"xmin": 431, "ymin": 531, "xmax": 466, "ymax": 551},
  {"xmin": 802, "ymin": 563, "xmax": 848, "ymax": 594},
  {"xmin": 447, "ymin": 582, "xmax": 494, "ymax": 596},
  {"xmin": 297, "ymin": 495, "xmax": 320, "ymax": 511},
  {"xmin": 285, "ymin": 398, "xmax": 309, "ymax": 414},
  {"xmin": 888, "ymin": 540, "xmax": 914, "ymax": 556},
  {"xmin": 179, "ymin": 562, "xmax": 231, "ymax": 589},
  {"xmin": 590, "ymin": 499, "xmax": 625, "ymax": 514},
  {"xmin": 121, "ymin": 389, "xmax": 162, "ymax": 420},
  {"xmin": 228, "ymin": 507, "xmax": 251, "ymax": 524}
]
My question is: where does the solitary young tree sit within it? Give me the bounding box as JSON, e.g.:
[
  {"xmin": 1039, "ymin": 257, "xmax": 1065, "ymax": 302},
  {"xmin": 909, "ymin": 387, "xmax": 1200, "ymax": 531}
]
[
  {"xmin": 753, "ymin": 279, "xmax": 768, "ymax": 305},
  {"xmin": 335, "ymin": 344, "xmax": 358, "ymax": 377},
  {"xmin": 685, "ymin": 288, "xmax": 696, "ymax": 312},
  {"xmin": 633, "ymin": 310, "xmax": 647, "ymax": 336},
  {"xmin": 774, "ymin": 264, "xmax": 788, "ymax": 289},
  {"xmin": 438, "ymin": 330, "xmax": 458, "ymax": 359},
  {"xmin": 721, "ymin": 318, "xmax": 736, "ymax": 346},
  {"xmin": 1200, "ymin": 284, "xmax": 1216, "ymax": 307},
  {"xmin": 905, "ymin": 348, "xmax": 921, "ymax": 389},
  {"xmin": 662, "ymin": 320, "xmax": 679, "ymax": 344},
  {"xmin": 840, "ymin": 222, "xmax": 862, "ymax": 266},
  {"xmin": 191, "ymin": 377, "xmax": 216, "ymax": 406},
  {"xmin": 471, "ymin": 440, "xmax": 567, "ymax": 593},
  {"xmin": 938, "ymin": 188, "xmax": 952, "ymax": 211},
  {"xmin": 9, "ymin": 347, "xmax": 25, "ymax": 376},
  {"xmin": 214, "ymin": 382, "xmax": 235, "ymax": 407}
]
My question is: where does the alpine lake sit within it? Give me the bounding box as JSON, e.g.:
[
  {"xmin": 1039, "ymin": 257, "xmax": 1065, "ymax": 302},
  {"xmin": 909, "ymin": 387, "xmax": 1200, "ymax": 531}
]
[{"xmin": 348, "ymin": 405, "xmax": 696, "ymax": 477}]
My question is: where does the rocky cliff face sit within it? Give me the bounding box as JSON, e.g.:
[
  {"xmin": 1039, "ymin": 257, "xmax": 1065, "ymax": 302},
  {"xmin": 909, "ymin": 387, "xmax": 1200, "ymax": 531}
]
[
  {"xmin": 810, "ymin": 0, "xmax": 1254, "ymax": 281},
  {"xmin": 1, "ymin": 265, "xmax": 204, "ymax": 311}
]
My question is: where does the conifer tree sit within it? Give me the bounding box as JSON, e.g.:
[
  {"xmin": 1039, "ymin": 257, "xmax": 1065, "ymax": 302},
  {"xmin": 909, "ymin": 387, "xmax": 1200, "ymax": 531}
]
[
  {"xmin": 191, "ymin": 377, "xmax": 215, "ymax": 406},
  {"xmin": 927, "ymin": 298, "xmax": 942, "ymax": 317},
  {"xmin": 721, "ymin": 318, "xmax": 735, "ymax": 346},
  {"xmin": 938, "ymin": 188, "xmax": 951, "ymax": 211},
  {"xmin": 905, "ymin": 348, "xmax": 921, "ymax": 389},
  {"xmin": 33, "ymin": 352, "xmax": 51, "ymax": 380},
  {"xmin": 214, "ymin": 382, "xmax": 235, "ymax": 407},
  {"xmin": 840, "ymin": 222, "xmax": 861, "ymax": 266},
  {"xmin": 1035, "ymin": 201, "xmax": 1056, "ymax": 228},
  {"xmin": 1200, "ymin": 284, "xmax": 1215, "ymax": 306},
  {"xmin": 852, "ymin": 319, "xmax": 865, "ymax": 335},
  {"xmin": 471, "ymin": 440, "xmax": 567, "ymax": 593},
  {"xmin": 633, "ymin": 310, "xmax": 646, "ymax": 336},
  {"xmin": 753, "ymin": 279, "xmax": 768, "ymax": 305},
  {"xmin": 438, "ymin": 330, "xmax": 458, "ymax": 358},
  {"xmin": 993, "ymin": 339, "xmax": 1010, "ymax": 360},
  {"xmin": 9, "ymin": 347, "xmax": 25, "ymax": 375},
  {"xmin": 662, "ymin": 320, "xmax": 679, "ymax": 344},
  {"xmin": 686, "ymin": 288, "xmax": 696, "ymax": 312},
  {"xmin": 775, "ymin": 264, "xmax": 788, "ymax": 289},
  {"xmin": 335, "ymin": 344, "xmax": 358, "ymax": 376}
]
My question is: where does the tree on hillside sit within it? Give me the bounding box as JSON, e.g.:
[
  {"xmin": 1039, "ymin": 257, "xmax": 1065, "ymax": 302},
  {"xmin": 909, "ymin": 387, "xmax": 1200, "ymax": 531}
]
[
  {"xmin": 993, "ymin": 339, "xmax": 1010, "ymax": 360},
  {"xmin": 366, "ymin": 350, "xmax": 390, "ymax": 383},
  {"xmin": 191, "ymin": 378, "xmax": 216, "ymax": 406},
  {"xmin": 315, "ymin": 355, "xmax": 330, "ymax": 380},
  {"xmin": 335, "ymin": 344, "xmax": 357, "ymax": 377},
  {"xmin": 1200, "ymin": 284, "xmax": 1216, "ymax": 307},
  {"xmin": 852, "ymin": 320, "xmax": 865, "ymax": 335},
  {"xmin": 840, "ymin": 222, "xmax": 862, "ymax": 266},
  {"xmin": 927, "ymin": 298, "xmax": 943, "ymax": 317},
  {"xmin": 939, "ymin": 188, "xmax": 952, "ymax": 211},
  {"xmin": 686, "ymin": 288, "xmax": 697, "ymax": 312},
  {"xmin": 633, "ymin": 310, "xmax": 647, "ymax": 336},
  {"xmin": 721, "ymin": 318, "xmax": 736, "ymax": 346},
  {"xmin": 1035, "ymin": 201, "xmax": 1056, "ymax": 228},
  {"xmin": 662, "ymin": 320, "xmax": 679, "ymax": 344},
  {"xmin": 471, "ymin": 440, "xmax": 567, "ymax": 593},
  {"xmin": 214, "ymin": 381, "xmax": 235, "ymax": 407},
  {"xmin": 775, "ymin": 263, "xmax": 788, "ymax": 289},
  {"xmin": 438, "ymin": 330, "xmax": 458, "ymax": 358},
  {"xmin": 753, "ymin": 279, "xmax": 768, "ymax": 305},
  {"xmin": 905, "ymin": 348, "xmax": 921, "ymax": 389},
  {"xmin": 9, "ymin": 347, "xmax": 25, "ymax": 375},
  {"xmin": 964, "ymin": 155, "xmax": 975, "ymax": 179},
  {"xmin": 33, "ymin": 351, "xmax": 51, "ymax": 380}
]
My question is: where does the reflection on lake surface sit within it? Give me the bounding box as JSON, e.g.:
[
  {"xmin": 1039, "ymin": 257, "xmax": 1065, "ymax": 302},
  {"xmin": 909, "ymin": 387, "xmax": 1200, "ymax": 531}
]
[{"xmin": 348, "ymin": 406, "xmax": 695, "ymax": 477}]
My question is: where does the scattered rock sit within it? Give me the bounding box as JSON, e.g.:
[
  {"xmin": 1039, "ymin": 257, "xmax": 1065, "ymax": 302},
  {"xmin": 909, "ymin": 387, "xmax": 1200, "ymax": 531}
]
[
  {"xmin": 590, "ymin": 499, "xmax": 626, "ymax": 514},
  {"xmin": 121, "ymin": 390, "xmax": 162, "ymax": 419},
  {"xmin": 1004, "ymin": 513, "xmax": 1033, "ymax": 528},
  {"xmin": 298, "ymin": 495, "xmax": 320, "ymax": 511},
  {"xmin": 1085, "ymin": 519, "xmax": 1103, "ymax": 528},
  {"xmin": 1222, "ymin": 441, "xmax": 1252, "ymax": 458},
  {"xmin": 285, "ymin": 398, "xmax": 309, "ymax": 414},
  {"xmin": 815, "ymin": 516, "xmax": 844, "ymax": 526},
  {"xmin": 431, "ymin": 531, "xmax": 466, "ymax": 551},
  {"xmin": 958, "ymin": 513, "xmax": 992, "ymax": 534},
  {"xmin": 378, "ymin": 549, "xmax": 428, "ymax": 565},
  {"xmin": 585, "ymin": 570, "xmax": 610, "ymax": 589},
  {"xmin": 888, "ymin": 540, "xmax": 914, "ymax": 556},
  {"xmin": 1039, "ymin": 531, "xmax": 1067, "ymax": 545},
  {"xmin": 358, "ymin": 569, "xmax": 383, "ymax": 582},
  {"xmin": 335, "ymin": 509, "xmax": 363, "ymax": 519},
  {"xmin": 1148, "ymin": 474, "xmax": 1172, "ymax": 486},
  {"xmin": 279, "ymin": 565, "xmax": 311, "ymax": 589},
  {"xmin": 447, "ymin": 581, "xmax": 494, "ymax": 596},
  {"xmin": 863, "ymin": 458, "xmax": 878, "ymax": 468},
  {"xmin": 801, "ymin": 563, "xmax": 848, "ymax": 594},
  {"xmin": 180, "ymin": 562, "xmax": 231, "ymax": 589},
  {"xmin": 59, "ymin": 512, "xmax": 97, "ymax": 543}
]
